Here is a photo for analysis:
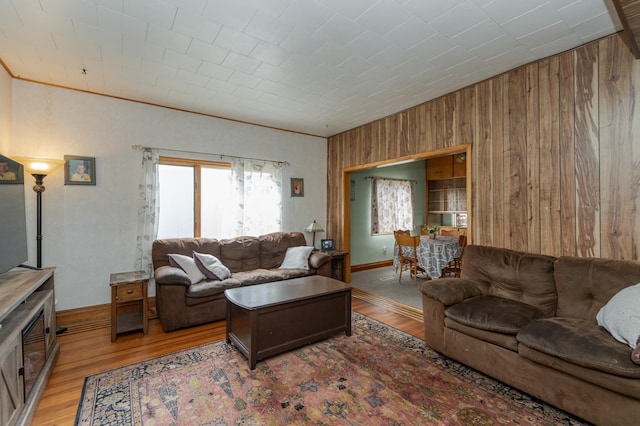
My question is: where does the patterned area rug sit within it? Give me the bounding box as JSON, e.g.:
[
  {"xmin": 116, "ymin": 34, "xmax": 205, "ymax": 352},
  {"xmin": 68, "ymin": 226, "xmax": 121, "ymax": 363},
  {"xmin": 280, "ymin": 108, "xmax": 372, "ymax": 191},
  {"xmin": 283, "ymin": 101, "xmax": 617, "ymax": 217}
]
[{"xmin": 76, "ymin": 313, "xmax": 586, "ymax": 425}]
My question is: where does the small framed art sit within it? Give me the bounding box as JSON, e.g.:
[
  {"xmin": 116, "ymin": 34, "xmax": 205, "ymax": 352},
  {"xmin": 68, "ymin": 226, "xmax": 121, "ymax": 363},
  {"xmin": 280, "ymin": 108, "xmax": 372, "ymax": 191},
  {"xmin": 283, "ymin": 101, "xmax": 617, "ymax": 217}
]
[
  {"xmin": 291, "ymin": 178, "xmax": 304, "ymax": 197},
  {"xmin": 0, "ymin": 155, "xmax": 24, "ymax": 184},
  {"xmin": 64, "ymin": 155, "xmax": 96, "ymax": 185},
  {"xmin": 321, "ymin": 239, "xmax": 334, "ymax": 251}
]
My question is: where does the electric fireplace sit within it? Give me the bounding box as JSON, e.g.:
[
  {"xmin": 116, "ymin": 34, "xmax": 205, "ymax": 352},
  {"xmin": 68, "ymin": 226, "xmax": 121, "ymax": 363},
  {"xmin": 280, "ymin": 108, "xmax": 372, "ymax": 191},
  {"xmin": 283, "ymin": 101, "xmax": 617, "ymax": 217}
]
[{"xmin": 21, "ymin": 308, "xmax": 46, "ymax": 399}]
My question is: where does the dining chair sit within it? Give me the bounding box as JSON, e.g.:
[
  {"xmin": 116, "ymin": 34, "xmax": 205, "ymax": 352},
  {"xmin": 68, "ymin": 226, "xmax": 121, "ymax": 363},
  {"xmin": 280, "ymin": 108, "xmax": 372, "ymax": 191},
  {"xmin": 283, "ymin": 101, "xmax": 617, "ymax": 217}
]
[
  {"xmin": 439, "ymin": 228, "xmax": 459, "ymax": 237},
  {"xmin": 442, "ymin": 235, "xmax": 467, "ymax": 277},
  {"xmin": 394, "ymin": 231, "xmax": 426, "ymax": 284}
]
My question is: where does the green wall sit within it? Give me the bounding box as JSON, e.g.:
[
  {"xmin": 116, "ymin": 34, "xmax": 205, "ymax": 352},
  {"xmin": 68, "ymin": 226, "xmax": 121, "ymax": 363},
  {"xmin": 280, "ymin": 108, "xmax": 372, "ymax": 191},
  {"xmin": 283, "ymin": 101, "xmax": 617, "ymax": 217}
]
[{"xmin": 350, "ymin": 161, "xmax": 426, "ymax": 266}]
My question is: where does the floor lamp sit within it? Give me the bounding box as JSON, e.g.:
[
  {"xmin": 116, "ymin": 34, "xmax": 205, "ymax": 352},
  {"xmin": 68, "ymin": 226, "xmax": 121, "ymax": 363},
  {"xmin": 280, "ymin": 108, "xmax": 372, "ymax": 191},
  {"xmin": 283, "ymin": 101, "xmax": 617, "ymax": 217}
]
[
  {"xmin": 14, "ymin": 156, "xmax": 67, "ymax": 334},
  {"xmin": 14, "ymin": 157, "xmax": 64, "ymax": 268}
]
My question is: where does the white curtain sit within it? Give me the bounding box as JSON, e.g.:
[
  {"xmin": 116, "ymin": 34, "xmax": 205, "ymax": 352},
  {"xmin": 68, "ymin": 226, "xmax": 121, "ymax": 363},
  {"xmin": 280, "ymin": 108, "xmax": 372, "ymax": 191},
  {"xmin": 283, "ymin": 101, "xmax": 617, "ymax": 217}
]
[
  {"xmin": 135, "ymin": 149, "xmax": 160, "ymax": 274},
  {"xmin": 371, "ymin": 178, "xmax": 414, "ymax": 235},
  {"xmin": 228, "ymin": 158, "xmax": 283, "ymax": 237}
]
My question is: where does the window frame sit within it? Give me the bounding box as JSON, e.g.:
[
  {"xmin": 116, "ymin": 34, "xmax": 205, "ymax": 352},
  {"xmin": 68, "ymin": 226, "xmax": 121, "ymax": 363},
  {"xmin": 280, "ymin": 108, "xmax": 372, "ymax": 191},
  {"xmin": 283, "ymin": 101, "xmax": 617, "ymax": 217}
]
[{"xmin": 159, "ymin": 156, "xmax": 230, "ymax": 237}]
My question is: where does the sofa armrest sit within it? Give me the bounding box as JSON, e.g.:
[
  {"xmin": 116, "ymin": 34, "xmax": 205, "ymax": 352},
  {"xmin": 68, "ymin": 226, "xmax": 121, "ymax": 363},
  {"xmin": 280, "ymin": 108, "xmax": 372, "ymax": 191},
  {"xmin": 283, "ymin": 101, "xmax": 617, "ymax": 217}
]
[
  {"xmin": 154, "ymin": 265, "xmax": 191, "ymax": 286},
  {"xmin": 309, "ymin": 251, "xmax": 331, "ymax": 269},
  {"xmin": 420, "ymin": 279, "xmax": 485, "ymax": 306}
]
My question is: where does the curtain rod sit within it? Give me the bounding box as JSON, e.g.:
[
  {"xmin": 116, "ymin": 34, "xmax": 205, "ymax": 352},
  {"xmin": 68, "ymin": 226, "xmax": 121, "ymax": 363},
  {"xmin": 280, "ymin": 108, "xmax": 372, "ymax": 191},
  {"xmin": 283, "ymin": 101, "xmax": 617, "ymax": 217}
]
[
  {"xmin": 364, "ymin": 176, "xmax": 418, "ymax": 183},
  {"xmin": 131, "ymin": 144, "xmax": 290, "ymax": 166}
]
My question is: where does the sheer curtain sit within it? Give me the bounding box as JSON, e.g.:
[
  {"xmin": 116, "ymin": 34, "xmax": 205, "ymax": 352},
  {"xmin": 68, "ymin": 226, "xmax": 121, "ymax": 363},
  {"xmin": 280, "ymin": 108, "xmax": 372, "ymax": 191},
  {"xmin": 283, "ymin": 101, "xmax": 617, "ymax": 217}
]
[
  {"xmin": 371, "ymin": 178, "xmax": 414, "ymax": 235},
  {"xmin": 135, "ymin": 149, "xmax": 160, "ymax": 274},
  {"xmin": 227, "ymin": 158, "xmax": 283, "ymax": 237}
]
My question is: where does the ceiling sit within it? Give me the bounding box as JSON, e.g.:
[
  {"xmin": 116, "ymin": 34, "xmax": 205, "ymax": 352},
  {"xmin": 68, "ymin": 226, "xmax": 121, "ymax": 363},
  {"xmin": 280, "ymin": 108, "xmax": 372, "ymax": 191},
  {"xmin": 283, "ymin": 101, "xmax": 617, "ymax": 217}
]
[{"xmin": 0, "ymin": 0, "xmax": 629, "ymax": 137}]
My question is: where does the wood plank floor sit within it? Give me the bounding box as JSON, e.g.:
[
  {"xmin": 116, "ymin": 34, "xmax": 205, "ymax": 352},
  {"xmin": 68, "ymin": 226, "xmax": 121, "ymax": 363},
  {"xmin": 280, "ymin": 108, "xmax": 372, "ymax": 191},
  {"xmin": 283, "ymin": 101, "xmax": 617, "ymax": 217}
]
[{"xmin": 33, "ymin": 293, "xmax": 424, "ymax": 425}]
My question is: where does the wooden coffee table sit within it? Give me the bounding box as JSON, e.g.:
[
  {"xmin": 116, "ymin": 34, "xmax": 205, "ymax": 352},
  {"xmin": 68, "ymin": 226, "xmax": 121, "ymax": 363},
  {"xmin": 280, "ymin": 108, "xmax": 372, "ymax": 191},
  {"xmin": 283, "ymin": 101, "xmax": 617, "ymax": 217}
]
[{"xmin": 225, "ymin": 275, "xmax": 351, "ymax": 369}]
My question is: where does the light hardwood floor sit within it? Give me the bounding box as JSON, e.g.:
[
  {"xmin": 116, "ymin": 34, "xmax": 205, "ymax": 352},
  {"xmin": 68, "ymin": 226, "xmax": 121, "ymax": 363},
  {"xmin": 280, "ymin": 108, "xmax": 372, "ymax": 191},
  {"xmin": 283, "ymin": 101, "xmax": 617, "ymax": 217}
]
[{"xmin": 33, "ymin": 292, "xmax": 424, "ymax": 425}]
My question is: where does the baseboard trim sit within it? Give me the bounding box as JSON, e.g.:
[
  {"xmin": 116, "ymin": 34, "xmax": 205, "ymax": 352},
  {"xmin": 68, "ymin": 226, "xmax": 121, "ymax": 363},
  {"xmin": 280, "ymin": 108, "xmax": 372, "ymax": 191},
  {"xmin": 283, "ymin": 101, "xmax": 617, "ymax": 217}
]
[
  {"xmin": 351, "ymin": 260, "xmax": 393, "ymax": 273},
  {"xmin": 56, "ymin": 297, "xmax": 157, "ymax": 335}
]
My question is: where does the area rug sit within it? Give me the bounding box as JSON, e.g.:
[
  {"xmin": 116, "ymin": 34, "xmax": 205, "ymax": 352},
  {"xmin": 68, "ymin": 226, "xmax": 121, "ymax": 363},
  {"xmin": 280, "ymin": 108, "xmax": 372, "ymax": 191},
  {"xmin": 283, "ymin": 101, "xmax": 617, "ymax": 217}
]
[{"xmin": 76, "ymin": 313, "xmax": 586, "ymax": 425}]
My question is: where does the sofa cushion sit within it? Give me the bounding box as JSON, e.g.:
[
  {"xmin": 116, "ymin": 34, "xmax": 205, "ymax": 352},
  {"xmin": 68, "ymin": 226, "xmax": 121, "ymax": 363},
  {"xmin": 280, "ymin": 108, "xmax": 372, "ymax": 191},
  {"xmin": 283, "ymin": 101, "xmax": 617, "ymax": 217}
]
[
  {"xmin": 185, "ymin": 279, "xmax": 242, "ymax": 307},
  {"xmin": 554, "ymin": 256, "xmax": 640, "ymax": 321},
  {"xmin": 153, "ymin": 237, "xmax": 220, "ymax": 269},
  {"xmin": 445, "ymin": 295, "xmax": 545, "ymax": 335},
  {"xmin": 444, "ymin": 318, "xmax": 520, "ymax": 351},
  {"xmin": 517, "ymin": 317, "xmax": 640, "ymax": 379},
  {"xmin": 279, "ymin": 246, "xmax": 313, "ymax": 270},
  {"xmin": 420, "ymin": 279, "xmax": 485, "ymax": 306},
  {"xmin": 168, "ymin": 253, "xmax": 206, "ymax": 284},
  {"xmin": 233, "ymin": 269, "xmax": 285, "ymax": 286},
  {"xmin": 259, "ymin": 232, "xmax": 307, "ymax": 269},
  {"xmin": 461, "ymin": 245, "xmax": 557, "ymax": 316},
  {"xmin": 219, "ymin": 236, "xmax": 261, "ymax": 272},
  {"xmin": 193, "ymin": 251, "xmax": 231, "ymax": 280},
  {"xmin": 596, "ymin": 283, "xmax": 640, "ymax": 348}
]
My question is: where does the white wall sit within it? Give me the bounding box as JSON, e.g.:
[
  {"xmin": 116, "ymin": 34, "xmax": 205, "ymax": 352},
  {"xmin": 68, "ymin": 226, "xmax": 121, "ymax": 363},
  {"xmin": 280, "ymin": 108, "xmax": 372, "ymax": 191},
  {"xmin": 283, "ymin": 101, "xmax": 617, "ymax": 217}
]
[
  {"xmin": 10, "ymin": 80, "xmax": 327, "ymax": 310},
  {"xmin": 0, "ymin": 66, "xmax": 11, "ymax": 153}
]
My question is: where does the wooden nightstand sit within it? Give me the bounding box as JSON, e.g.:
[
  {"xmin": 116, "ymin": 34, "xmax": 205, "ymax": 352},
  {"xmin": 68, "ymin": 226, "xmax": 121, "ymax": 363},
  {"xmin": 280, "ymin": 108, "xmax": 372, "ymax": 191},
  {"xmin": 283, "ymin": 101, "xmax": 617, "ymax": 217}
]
[
  {"xmin": 110, "ymin": 271, "xmax": 149, "ymax": 342},
  {"xmin": 324, "ymin": 250, "xmax": 348, "ymax": 281}
]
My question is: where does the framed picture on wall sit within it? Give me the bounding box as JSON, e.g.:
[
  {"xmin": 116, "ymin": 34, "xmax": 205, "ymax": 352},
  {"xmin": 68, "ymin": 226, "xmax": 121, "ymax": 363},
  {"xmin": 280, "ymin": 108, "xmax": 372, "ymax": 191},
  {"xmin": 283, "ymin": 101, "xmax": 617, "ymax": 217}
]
[
  {"xmin": 291, "ymin": 178, "xmax": 304, "ymax": 197},
  {"xmin": 0, "ymin": 155, "xmax": 24, "ymax": 184},
  {"xmin": 64, "ymin": 155, "xmax": 96, "ymax": 185}
]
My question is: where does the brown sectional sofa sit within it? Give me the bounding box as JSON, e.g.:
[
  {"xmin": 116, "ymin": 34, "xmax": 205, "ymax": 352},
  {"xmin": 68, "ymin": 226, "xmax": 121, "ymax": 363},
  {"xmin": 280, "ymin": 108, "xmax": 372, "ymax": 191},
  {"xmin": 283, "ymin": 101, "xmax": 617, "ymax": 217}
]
[
  {"xmin": 420, "ymin": 245, "xmax": 640, "ymax": 426},
  {"xmin": 152, "ymin": 231, "xmax": 331, "ymax": 332}
]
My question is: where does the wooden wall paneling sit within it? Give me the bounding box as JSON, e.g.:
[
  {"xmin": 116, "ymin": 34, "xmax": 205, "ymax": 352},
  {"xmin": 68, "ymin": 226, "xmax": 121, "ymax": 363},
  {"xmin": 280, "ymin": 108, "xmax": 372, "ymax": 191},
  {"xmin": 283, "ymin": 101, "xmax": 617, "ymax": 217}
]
[
  {"xmin": 491, "ymin": 74, "xmax": 506, "ymax": 248},
  {"xmin": 573, "ymin": 43, "xmax": 601, "ymax": 258},
  {"xmin": 414, "ymin": 103, "xmax": 429, "ymax": 153},
  {"xmin": 475, "ymin": 80, "xmax": 494, "ymax": 247},
  {"xmin": 526, "ymin": 64, "xmax": 541, "ymax": 253},
  {"xmin": 506, "ymin": 67, "xmax": 529, "ymax": 252},
  {"xmin": 599, "ymin": 35, "xmax": 639, "ymax": 260},
  {"xmin": 558, "ymin": 50, "xmax": 577, "ymax": 256},
  {"xmin": 444, "ymin": 93, "xmax": 456, "ymax": 148},
  {"xmin": 538, "ymin": 57, "xmax": 563, "ymax": 256},
  {"xmin": 457, "ymin": 86, "xmax": 475, "ymax": 147}
]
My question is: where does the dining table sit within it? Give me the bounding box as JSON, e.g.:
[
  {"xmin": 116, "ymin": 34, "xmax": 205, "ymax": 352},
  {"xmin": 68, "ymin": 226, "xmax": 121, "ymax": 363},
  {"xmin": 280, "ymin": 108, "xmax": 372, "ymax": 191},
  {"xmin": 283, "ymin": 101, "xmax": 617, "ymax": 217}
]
[{"xmin": 393, "ymin": 235, "xmax": 462, "ymax": 279}]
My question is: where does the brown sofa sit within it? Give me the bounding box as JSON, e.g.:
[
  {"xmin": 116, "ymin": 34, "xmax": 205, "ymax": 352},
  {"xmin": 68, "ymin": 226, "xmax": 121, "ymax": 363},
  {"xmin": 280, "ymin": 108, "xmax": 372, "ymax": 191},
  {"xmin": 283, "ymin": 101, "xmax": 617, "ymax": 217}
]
[
  {"xmin": 152, "ymin": 231, "xmax": 331, "ymax": 332},
  {"xmin": 420, "ymin": 245, "xmax": 640, "ymax": 426}
]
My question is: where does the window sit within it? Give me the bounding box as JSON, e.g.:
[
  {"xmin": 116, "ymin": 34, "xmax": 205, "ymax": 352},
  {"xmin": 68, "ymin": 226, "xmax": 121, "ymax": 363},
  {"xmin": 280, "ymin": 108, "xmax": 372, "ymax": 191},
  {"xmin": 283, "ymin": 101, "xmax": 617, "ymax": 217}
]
[
  {"xmin": 157, "ymin": 157, "xmax": 233, "ymax": 239},
  {"xmin": 371, "ymin": 178, "xmax": 414, "ymax": 235},
  {"xmin": 157, "ymin": 156, "xmax": 283, "ymax": 239}
]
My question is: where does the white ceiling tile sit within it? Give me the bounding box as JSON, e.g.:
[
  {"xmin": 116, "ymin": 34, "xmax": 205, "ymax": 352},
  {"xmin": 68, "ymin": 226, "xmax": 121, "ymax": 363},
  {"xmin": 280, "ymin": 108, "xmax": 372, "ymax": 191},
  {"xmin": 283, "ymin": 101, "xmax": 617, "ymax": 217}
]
[
  {"xmin": 320, "ymin": 0, "xmax": 375, "ymax": 20},
  {"xmin": 245, "ymin": 10, "xmax": 292, "ymax": 46},
  {"xmin": 205, "ymin": 78, "xmax": 236, "ymax": 94},
  {"xmin": 384, "ymin": 16, "xmax": 436, "ymax": 48},
  {"xmin": 140, "ymin": 58, "xmax": 179, "ymax": 79},
  {"xmin": 147, "ymin": 23, "xmax": 191, "ymax": 52},
  {"xmin": 480, "ymin": 0, "xmax": 549, "ymax": 24},
  {"xmin": 213, "ymin": 26, "xmax": 259, "ymax": 56},
  {"xmin": 96, "ymin": 5, "xmax": 147, "ymax": 39},
  {"xmin": 409, "ymin": 32, "xmax": 457, "ymax": 58},
  {"xmin": 173, "ymin": 0, "xmax": 207, "ymax": 15},
  {"xmin": 279, "ymin": 0, "xmax": 335, "ymax": 34},
  {"xmin": 451, "ymin": 19, "xmax": 505, "ymax": 51},
  {"xmin": 558, "ymin": 0, "xmax": 611, "ymax": 27},
  {"xmin": 516, "ymin": 21, "xmax": 574, "ymax": 50},
  {"xmin": 501, "ymin": 3, "xmax": 564, "ymax": 38},
  {"xmin": 198, "ymin": 60, "xmax": 233, "ymax": 81},
  {"xmin": 571, "ymin": 11, "xmax": 619, "ymax": 42},
  {"xmin": 124, "ymin": 0, "xmax": 176, "ymax": 28},
  {"xmin": 222, "ymin": 51, "xmax": 261, "ymax": 74},
  {"xmin": 175, "ymin": 68, "xmax": 209, "ymax": 87},
  {"xmin": 122, "ymin": 38, "xmax": 165, "ymax": 62},
  {"xmin": 51, "ymin": 32, "xmax": 101, "ymax": 61},
  {"xmin": 429, "ymin": 1, "xmax": 489, "ymax": 38},
  {"xmin": 163, "ymin": 48, "xmax": 201, "ymax": 72},
  {"xmin": 249, "ymin": 40, "xmax": 290, "ymax": 66},
  {"xmin": 402, "ymin": 0, "xmax": 466, "ymax": 23},
  {"xmin": 316, "ymin": 14, "xmax": 365, "ymax": 47},
  {"xmin": 40, "ymin": 0, "xmax": 99, "ymax": 26},
  {"xmin": 202, "ymin": 0, "xmax": 258, "ymax": 31},
  {"xmin": 172, "ymin": 8, "xmax": 221, "ymax": 43},
  {"xmin": 187, "ymin": 39, "xmax": 228, "ymax": 64},
  {"xmin": 279, "ymin": 29, "xmax": 325, "ymax": 55},
  {"xmin": 529, "ymin": 32, "xmax": 583, "ymax": 57},
  {"xmin": 356, "ymin": 0, "xmax": 412, "ymax": 36},
  {"xmin": 344, "ymin": 31, "xmax": 393, "ymax": 59},
  {"xmin": 228, "ymin": 70, "xmax": 261, "ymax": 88}
]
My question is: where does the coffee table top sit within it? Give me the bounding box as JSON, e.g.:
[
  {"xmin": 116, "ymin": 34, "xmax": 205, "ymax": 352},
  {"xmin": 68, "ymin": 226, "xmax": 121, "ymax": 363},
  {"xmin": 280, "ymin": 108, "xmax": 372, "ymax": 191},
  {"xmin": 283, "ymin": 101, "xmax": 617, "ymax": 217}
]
[{"xmin": 225, "ymin": 275, "xmax": 350, "ymax": 310}]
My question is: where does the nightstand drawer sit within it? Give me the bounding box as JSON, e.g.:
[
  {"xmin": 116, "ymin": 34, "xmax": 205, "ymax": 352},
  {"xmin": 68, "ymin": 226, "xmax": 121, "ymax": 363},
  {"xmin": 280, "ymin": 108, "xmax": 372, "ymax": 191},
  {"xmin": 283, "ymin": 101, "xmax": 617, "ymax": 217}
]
[{"xmin": 116, "ymin": 283, "xmax": 143, "ymax": 301}]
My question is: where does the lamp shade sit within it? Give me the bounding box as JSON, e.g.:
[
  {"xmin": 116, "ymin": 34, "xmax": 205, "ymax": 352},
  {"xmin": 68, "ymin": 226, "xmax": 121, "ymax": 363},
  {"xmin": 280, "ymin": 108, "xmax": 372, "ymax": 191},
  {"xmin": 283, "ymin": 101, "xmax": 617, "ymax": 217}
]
[
  {"xmin": 13, "ymin": 156, "xmax": 64, "ymax": 175},
  {"xmin": 305, "ymin": 220, "xmax": 324, "ymax": 233}
]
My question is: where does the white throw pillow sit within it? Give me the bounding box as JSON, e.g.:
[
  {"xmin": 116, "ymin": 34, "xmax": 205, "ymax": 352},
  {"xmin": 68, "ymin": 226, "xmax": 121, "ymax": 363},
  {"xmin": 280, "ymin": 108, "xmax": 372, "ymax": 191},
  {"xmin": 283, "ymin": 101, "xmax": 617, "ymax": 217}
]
[
  {"xmin": 279, "ymin": 246, "xmax": 314, "ymax": 270},
  {"xmin": 192, "ymin": 251, "xmax": 231, "ymax": 280},
  {"xmin": 168, "ymin": 253, "xmax": 206, "ymax": 284},
  {"xmin": 596, "ymin": 283, "xmax": 640, "ymax": 348}
]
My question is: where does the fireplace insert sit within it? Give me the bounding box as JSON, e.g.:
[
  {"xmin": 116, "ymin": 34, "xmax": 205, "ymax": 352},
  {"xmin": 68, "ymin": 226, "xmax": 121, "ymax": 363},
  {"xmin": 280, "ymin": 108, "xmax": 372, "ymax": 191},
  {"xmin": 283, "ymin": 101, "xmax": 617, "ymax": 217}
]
[{"xmin": 21, "ymin": 308, "xmax": 46, "ymax": 399}]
